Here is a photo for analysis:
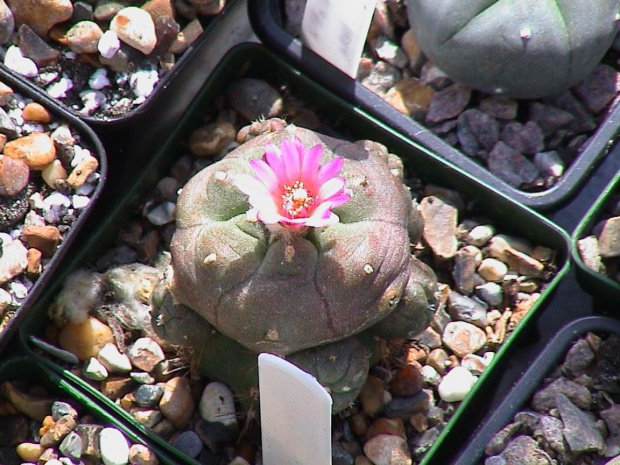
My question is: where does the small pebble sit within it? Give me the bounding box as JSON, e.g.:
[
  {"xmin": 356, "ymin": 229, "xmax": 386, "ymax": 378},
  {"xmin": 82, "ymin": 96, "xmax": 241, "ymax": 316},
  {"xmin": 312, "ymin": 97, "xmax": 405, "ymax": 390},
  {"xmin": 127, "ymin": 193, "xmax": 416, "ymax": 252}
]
[
  {"xmin": 100, "ymin": 427, "xmax": 130, "ymax": 465},
  {"xmin": 438, "ymin": 367, "xmax": 477, "ymax": 402},
  {"xmin": 199, "ymin": 382, "xmax": 238, "ymax": 429}
]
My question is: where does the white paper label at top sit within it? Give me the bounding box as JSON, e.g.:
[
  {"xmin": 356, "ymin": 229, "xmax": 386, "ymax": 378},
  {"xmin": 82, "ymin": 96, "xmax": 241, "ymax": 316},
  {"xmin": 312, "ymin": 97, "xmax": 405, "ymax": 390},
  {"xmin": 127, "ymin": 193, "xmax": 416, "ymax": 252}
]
[
  {"xmin": 300, "ymin": 0, "xmax": 377, "ymax": 78},
  {"xmin": 259, "ymin": 353, "xmax": 332, "ymax": 465}
]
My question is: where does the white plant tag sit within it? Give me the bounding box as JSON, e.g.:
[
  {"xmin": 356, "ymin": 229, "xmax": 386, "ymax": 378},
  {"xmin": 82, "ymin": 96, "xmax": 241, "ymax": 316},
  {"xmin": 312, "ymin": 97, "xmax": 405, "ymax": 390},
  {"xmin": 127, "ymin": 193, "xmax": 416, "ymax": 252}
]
[
  {"xmin": 258, "ymin": 353, "xmax": 332, "ymax": 465},
  {"xmin": 300, "ymin": 0, "xmax": 376, "ymax": 78}
]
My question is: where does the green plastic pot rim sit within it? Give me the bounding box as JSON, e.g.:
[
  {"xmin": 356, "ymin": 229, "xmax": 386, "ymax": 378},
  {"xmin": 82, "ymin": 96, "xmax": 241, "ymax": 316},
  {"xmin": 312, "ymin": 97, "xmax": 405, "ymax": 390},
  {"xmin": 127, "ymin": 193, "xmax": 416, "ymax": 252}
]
[{"xmin": 571, "ymin": 170, "xmax": 620, "ymax": 298}]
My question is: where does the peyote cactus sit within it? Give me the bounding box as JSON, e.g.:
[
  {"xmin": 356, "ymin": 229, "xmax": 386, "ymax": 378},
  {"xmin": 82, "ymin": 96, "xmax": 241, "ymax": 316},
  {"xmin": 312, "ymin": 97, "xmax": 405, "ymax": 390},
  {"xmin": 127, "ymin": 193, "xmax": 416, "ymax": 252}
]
[
  {"xmin": 405, "ymin": 0, "xmax": 620, "ymax": 99},
  {"xmin": 154, "ymin": 122, "xmax": 437, "ymax": 412}
]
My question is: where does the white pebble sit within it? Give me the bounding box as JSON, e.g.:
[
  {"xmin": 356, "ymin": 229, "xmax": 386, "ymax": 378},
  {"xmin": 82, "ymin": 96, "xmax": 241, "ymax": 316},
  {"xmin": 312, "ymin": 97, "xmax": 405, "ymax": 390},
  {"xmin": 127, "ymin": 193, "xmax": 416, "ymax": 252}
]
[
  {"xmin": 199, "ymin": 382, "xmax": 238, "ymax": 429},
  {"xmin": 438, "ymin": 367, "xmax": 478, "ymax": 402},
  {"xmin": 477, "ymin": 258, "xmax": 508, "ymax": 282},
  {"xmin": 4, "ymin": 46, "xmax": 38, "ymax": 77},
  {"xmin": 420, "ymin": 365, "xmax": 441, "ymax": 386},
  {"xmin": 8, "ymin": 281, "xmax": 28, "ymax": 299},
  {"xmin": 38, "ymin": 71, "xmax": 59, "ymax": 85},
  {"xmin": 146, "ymin": 201, "xmax": 176, "ymax": 226},
  {"xmin": 80, "ymin": 90, "xmax": 107, "ymax": 115},
  {"xmin": 467, "ymin": 225, "xmax": 495, "ymax": 247},
  {"xmin": 72, "ymin": 195, "xmax": 91, "ymax": 210},
  {"xmin": 47, "ymin": 77, "xmax": 74, "ymax": 99},
  {"xmin": 0, "ymin": 288, "xmax": 12, "ymax": 312},
  {"xmin": 83, "ymin": 357, "xmax": 109, "ymax": 381},
  {"xmin": 130, "ymin": 69, "xmax": 159, "ymax": 103},
  {"xmin": 98, "ymin": 343, "xmax": 132, "ymax": 373},
  {"xmin": 89, "ymin": 68, "xmax": 111, "ymax": 90},
  {"xmin": 76, "ymin": 182, "xmax": 95, "ymax": 196},
  {"xmin": 44, "ymin": 192, "xmax": 72, "ymax": 209},
  {"xmin": 7, "ymin": 107, "xmax": 24, "ymax": 126},
  {"xmin": 475, "ymin": 281, "xmax": 503, "ymax": 307},
  {"xmin": 98, "ymin": 30, "xmax": 121, "ymax": 59},
  {"xmin": 99, "ymin": 428, "xmax": 130, "ymax": 465},
  {"xmin": 72, "ymin": 146, "xmax": 93, "ymax": 167}
]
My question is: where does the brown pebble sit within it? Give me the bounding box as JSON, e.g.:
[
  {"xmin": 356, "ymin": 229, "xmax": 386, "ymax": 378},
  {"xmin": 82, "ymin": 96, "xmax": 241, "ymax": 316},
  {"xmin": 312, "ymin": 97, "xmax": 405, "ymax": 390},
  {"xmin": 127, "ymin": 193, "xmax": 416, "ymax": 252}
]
[
  {"xmin": 410, "ymin": 412, "xmax": 428, "ymax": 433},
  {"xmin": 67, "ymin": 153, "xmax": 98, "ymax": 188},
  {"xmin": 58, "ymin": 316, "xmax": 115, "ymax": 361},
  {"xmin": 359, "ymin": 376, "xmax": 385, "ymax": 417},
  {"xmin": 0, "ymin": 381, "xmax": 52, "ymax": 421},
  {"xmin": 159, "ymin": 376, "xmax": 195, "ymax": 429},
  {"xmin": 0, "ymin": 155, "xmax": 30, "ymax": 196},
  {"xmin": 26, "ymin": 247, "xmax": 42, "ymax": 274},
  {"xmin": 22, "ymin": 102, "xmax": 52, "ymax": 123},
  {"xmin": 366, "ymin": 417, "xmax": 406, "ymax": 441},
  {"xmin": 0, "ymin": 81, "xmax": 13, "ymax": 105},
  {"xmin": 390, "ymin": 364, "xmax": 424, "ymax": 397},
  {"xmin": 100, "ymin": 376, "xmax": 137, "ymax": 399},
  {"xmin": 349, "ymin": 413, "xmax": 370, "ymax": 437},
  {"xmin": 16, "ymin": 442, "xmax": 46, "ymax": 462},
  {"xmin": 40, "ymin": 414, "xmax": 77, "ymax": 446},
  {"xmin": 21, "ymin": 225, "xmax": 61, "ymax": 258},
  {"xmin": 355, "ymin": 456, "xmax": 374, "ymax": 465},
  {"xmin": 4, "ymin": 132, "xmax": 56, "ymax": 170},
  {"xmin": 128, "ymin": 443, "xmax": 159, "ymax": 465},
  {"xmin": 188, "ymin": 121, "xmax": 236, "ymax": 157}
]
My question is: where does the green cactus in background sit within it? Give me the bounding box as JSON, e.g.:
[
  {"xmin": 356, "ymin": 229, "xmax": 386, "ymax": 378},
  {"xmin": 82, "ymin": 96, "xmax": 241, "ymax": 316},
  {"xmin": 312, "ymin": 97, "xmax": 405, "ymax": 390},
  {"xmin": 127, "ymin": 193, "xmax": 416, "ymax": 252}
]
[{"xmin": 405, "ymin": 0, "xmax": 620, "ymax": 98}]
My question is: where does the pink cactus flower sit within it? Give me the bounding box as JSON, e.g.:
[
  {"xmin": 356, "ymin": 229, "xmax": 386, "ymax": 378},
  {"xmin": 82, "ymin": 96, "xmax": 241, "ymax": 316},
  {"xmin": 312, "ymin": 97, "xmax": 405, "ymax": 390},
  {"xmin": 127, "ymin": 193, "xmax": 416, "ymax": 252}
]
[{"xmin": 234, "ymin": 137, "xmax": 350, "ymax": 231}]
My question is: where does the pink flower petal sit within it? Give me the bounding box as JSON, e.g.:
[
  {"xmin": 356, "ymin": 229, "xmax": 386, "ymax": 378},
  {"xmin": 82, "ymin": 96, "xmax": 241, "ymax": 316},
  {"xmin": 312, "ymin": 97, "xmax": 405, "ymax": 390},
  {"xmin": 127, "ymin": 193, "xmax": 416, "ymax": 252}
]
[
  {"xmin": 250, "ymin": 158, "xmax": 280, "ymax": 194},
  {"xmin": 280, "ymin": 138, "xmax": 302, "ymax": 183},
  {"xmin": 264, "ymin": 145, "xmax": 286, "ymax": 181},
  {"xmin": 301, "ymin": 144, "xmax": 323, "ymax": 185},
  {"xmin": 318, "ymin": 177, "xmax": 346, "ymax": 201},
  {"xmin": 317, "ymin": 157, "xmax": 344, "ymax": 185},
  {"xmin": 326, "ymin": 191, "xmax": 351, "ymax": 209},
  {"xmin": 233, "ymin": 173, "xmax": 270, "ymax": 198}
]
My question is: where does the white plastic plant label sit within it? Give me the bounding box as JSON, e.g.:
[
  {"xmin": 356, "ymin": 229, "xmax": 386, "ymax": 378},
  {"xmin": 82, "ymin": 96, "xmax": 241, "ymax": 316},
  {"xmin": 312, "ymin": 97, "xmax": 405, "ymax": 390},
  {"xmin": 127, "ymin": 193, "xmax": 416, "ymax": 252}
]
[
  {"xmin": 300, "ymin": 0, "xmax": 376, "ymax": 78},
  {"xmin": 259, "ymin": 353, "xmax": 332, "ymax": 465}
]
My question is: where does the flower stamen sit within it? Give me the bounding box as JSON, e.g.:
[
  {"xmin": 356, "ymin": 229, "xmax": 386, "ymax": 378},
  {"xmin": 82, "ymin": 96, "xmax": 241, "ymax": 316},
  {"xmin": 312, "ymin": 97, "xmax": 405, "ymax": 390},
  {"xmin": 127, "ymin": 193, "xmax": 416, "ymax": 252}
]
[{"xmin": 282, "ymin": 181, "xmax": 316, "ymax": 218}]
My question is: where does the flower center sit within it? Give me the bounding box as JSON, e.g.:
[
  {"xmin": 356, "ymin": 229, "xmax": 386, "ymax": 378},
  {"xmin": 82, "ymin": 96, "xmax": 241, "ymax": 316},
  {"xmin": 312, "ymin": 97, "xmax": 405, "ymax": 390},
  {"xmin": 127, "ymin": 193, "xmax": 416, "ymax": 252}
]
[{"xmin": 281, "ymin": 181, "xmax": 315, "ymax": 218}]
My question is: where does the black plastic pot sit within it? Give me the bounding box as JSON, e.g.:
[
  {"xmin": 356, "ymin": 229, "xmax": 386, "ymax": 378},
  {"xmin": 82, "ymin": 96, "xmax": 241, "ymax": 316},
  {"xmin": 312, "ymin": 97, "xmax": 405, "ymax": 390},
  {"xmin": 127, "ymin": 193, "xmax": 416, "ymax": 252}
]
[
  {"xmin": 0, "ymin": 67, "xmax": 107, "ymax": 356},
  {"xmin": 0, "ymin": 0, "xmax": 250, "ymax": 132},
  {"xmin": 453, "ymin": 315, "xmax": 620, "ymax": 465},
  {"xmin": 0, "ymin": 356, "xmax": 181, "ymax": 465},
  {"xmin": 249, "ymin": 0, "xmax": 620, "ymax": 212},
  {"xmin": 16, "ymin": 43, "xmax": 571, "ymax": 465},
  {"xmin": 572, "ymin": 171, "xmax": 620, "ymax": 304}
]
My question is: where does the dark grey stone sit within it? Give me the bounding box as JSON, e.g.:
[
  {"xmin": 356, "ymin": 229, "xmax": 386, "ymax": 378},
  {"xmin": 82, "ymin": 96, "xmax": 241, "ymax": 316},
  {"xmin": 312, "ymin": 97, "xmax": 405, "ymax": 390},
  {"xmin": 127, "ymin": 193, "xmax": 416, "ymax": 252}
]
[
  {"xmin": 384, "ymin": 390, "xmax": 430, "ymax": 419},
  {"xmin": 556, "ymin": 393, "xmax": 604, "ymax": 454},
  {"xmin": 573, "ymin": 64, "xmax": 619, "ymax": 114},
  {"xmin": 487, "ymin": 142, "xmax": 540, "ymax": 188},
  {"xmin": 528, "ymin": 102, "xmax": 574, "ymax": 136},
  {"xmin": 52, "ymin": 401, "xmax": 78, "ymax": 421},
  {"xmin": 59, "ymin": 430, "xmax": 84, "ymax": 460},
  {"xmin": 538, "ymin": 414, "xmax": 566, "ymax": 454},
  {"xmin": 173, "ymin": 430, "xmax": 204, "ymax": 458},
  {"xmin": 447, "ymin": 290, "xmax": 488, "ymax": 327},
  {"xmin": 561, "ymin": 338, "xmax": 595, "ymax": 377},
  {"xmin": 134, "ymin": 384, "xmax": 165, "ymax": 408},
  {"xmin": 500, "ymin": 121, "xmax": 544, "ymax": 154},
  {"xmin": 459, "ymin": 109, "xmax": 500, "ymax": 151},
  {"xmin": 500, "ymin": 435, "xmax": 551, "ymax": 465},
  {"xmin": 426, "ymin": 83, "xmax": 471, "ymax": 124},
  {"xmin": 532, "ymin": 377, "xmax": 592, "ymax": 411}
]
